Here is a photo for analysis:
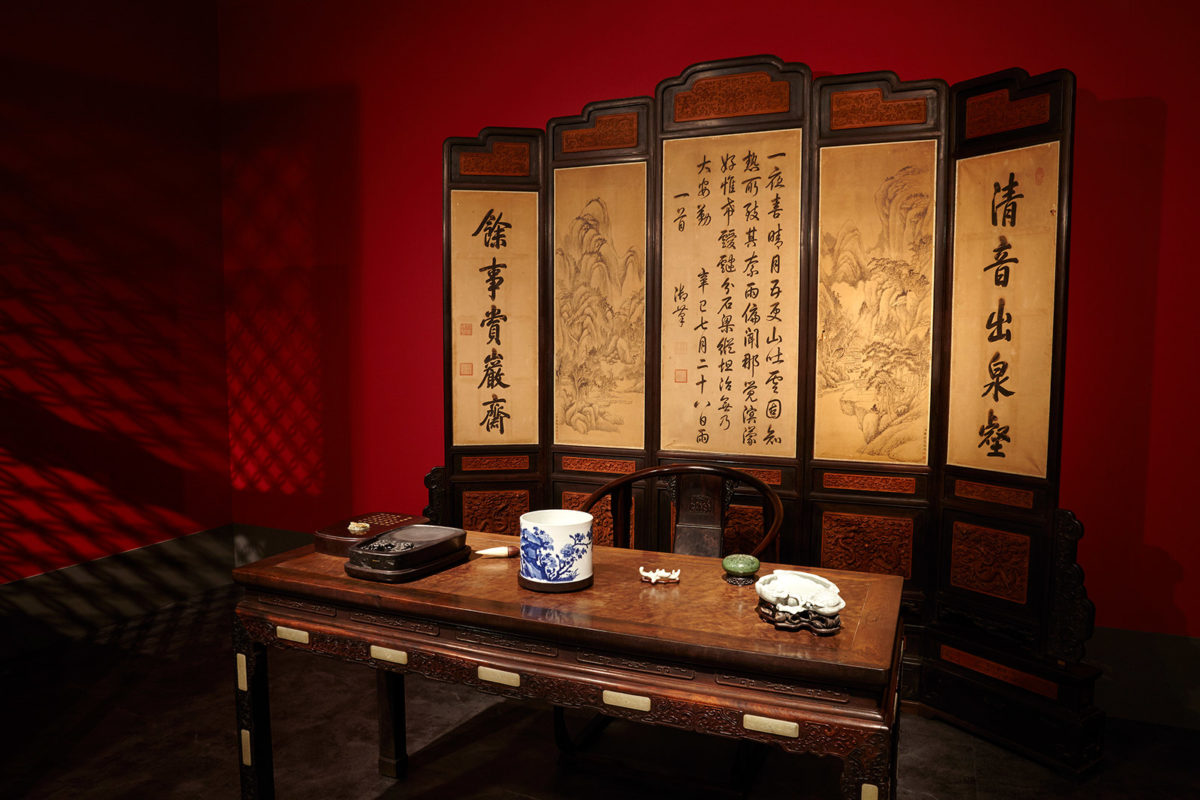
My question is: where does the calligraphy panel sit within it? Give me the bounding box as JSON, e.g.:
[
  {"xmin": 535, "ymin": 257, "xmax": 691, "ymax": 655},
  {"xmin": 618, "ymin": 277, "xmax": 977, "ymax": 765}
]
[
  {"xmin": 947, "ymin": 143, "xmax": 1059, "ymax": 477},
  {"xmin": 553, "ymin": 163, "xmax": 647, "ymax": 449},
  {"xmin": 450, "ymin": 190, "xmax": 539, "ymax": 445},
  {"xmin": 660, "ymin": 129, "xmax": 803, "ymax": 457},
  {"xmin": 813, "ymin": 140, "xmax": 937, "ymax": 464}
]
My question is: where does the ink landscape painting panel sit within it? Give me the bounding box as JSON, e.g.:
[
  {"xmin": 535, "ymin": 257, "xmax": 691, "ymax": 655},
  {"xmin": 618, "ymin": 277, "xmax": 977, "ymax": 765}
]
[
  {"xmin": 553, "ymin": 162, "xmax": 647, "ymax": 450},
  {"xmin": 814, "ymin": 139, "xmax": 937, "ymax": 465}
]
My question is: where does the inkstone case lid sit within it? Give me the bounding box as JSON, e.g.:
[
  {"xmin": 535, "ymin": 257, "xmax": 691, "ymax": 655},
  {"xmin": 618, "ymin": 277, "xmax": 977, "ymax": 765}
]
[
  {"xmin": 313, "ymin": 511, "xmax": 428, "ymax": 557},
  {"xmin": 344, "ymin": 524, "xmax": 470, "ymax": 583}
]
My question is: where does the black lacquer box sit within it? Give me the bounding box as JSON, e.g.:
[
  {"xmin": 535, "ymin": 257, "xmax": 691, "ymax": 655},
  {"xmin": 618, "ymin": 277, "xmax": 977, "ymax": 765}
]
[{"xmin": 344, "ymin": 524, "xmax": 470, "ymax": 583}]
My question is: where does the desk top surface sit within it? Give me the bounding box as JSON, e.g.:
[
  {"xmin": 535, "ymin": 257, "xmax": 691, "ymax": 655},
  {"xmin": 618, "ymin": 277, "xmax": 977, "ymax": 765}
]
[{"xmin": 235, "ymin": 532, "xmax": 903, "ymax": 688}]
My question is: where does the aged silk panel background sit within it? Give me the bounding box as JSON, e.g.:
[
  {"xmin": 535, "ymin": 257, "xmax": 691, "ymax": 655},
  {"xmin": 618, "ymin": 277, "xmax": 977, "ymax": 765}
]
[
  {"xmin": 814, "ymin": 139, "xmax": 937, "ymax": 465},
  {"xmin": 553, "ymin": 162, "xmax": 647, "ymax": 449}
]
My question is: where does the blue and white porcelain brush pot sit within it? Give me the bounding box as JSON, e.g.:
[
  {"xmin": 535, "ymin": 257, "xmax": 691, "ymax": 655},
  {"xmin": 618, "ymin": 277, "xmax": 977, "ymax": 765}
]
[{"xmin": 518, "ymin": 509, "xmax": 594, "ymax": 592}]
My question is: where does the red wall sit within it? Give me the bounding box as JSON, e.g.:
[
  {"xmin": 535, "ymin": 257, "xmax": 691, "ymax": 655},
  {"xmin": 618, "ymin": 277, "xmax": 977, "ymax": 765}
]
[
  {"xmin": 218, "ymin": 0, "xmax": 1200, "ymax": 637},
  {"xmin": 4, "ymin": 1, "xmax": 1192, "ymax": 640},
  {"xmin": 0, "ymin": 2, "xmax": 229, "ymax": 581}
]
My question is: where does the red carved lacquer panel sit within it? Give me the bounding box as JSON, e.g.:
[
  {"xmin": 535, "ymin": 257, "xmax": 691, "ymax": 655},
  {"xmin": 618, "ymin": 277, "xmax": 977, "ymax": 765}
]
[
  {"xmin": 462, "ymin": 455, "xmax": 530, "ymax": 471},
  {"xmin": 459, "ymin": 142, "xmax": 531, "ymax": 176},
  {"xmin": 674, "ymin": 72, "xmax": 791, "ymax": 122},
  {"xmin": 561, "ymin": 456, "xmax": 637, "ymax": 475},
  {"xmin": 561, "ymin": 113, "xmax": 638, "ymax": 153},
  {"xmin": 949, "ymin": 521, "xmax": 1030, "ymax": 603},
  {"xmin": 940, "ymin": 645, "xmax": 1058, "ymax": 699},
  {"xmin": 740, "ymin": 467, "xmax": 783, "ymax": 487},
  {"xmin": 954, "ymin": 479, "xmax": 1035, "ymax": 509},
  {"xmin": 820, "ymin": 512, "xmax": 913, "ymax": 579},
  {"xmin": 964, "ymin": 90, "xmax": 1051, "ymax": 139},
  {"xmin": 830, "ymin": 88, "xmax": 927, "ymax": 130},
  {"xmin": 561, "ymin": 490, "xmax": 625, "ymax": 547},
  {"xmin": 822, "ymin": 473, "xmax": 917, "ymax": 494},
  {"xmin": 461, "ymin": 489, "xmax": 529, "ymax": 534},
  {"xmin": 723, "ymin": 504, "xmax": 764, "ymax": 555}
]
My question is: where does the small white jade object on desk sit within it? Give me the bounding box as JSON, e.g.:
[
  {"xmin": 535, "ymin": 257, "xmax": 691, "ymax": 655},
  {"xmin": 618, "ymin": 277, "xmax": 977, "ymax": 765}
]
[
  {"xmin": 755, "ymin": 570, "xmax": 845, "ymax": 616},
  {"xmin": 639, "ymin": 567, "xmax": 680, "ymax": 584}
]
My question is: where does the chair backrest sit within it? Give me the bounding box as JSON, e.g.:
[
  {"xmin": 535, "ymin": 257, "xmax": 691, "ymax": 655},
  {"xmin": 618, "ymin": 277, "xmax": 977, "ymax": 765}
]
[{"xmin": 578, "ymin": 464, "xmax": 782, "ymax": 560}]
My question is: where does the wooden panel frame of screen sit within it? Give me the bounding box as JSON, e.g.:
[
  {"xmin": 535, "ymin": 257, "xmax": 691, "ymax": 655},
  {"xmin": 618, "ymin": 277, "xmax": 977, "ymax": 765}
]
[
  {"xmin": 441, "ymin": 128, "xmax": 547, "ymax": 533},
  {"xmin": 804, "ymin": 72, "xmax": 948, "ymax": 617},
  {"xmin": 652, "ymin": 56, "xmax": 811, "ymax": 561}
]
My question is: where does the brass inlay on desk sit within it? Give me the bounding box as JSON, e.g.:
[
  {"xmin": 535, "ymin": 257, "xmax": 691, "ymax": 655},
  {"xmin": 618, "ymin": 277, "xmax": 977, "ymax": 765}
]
[{"xmin": 236, "ymin": 653, "xmax": 248, "ymax": 691}]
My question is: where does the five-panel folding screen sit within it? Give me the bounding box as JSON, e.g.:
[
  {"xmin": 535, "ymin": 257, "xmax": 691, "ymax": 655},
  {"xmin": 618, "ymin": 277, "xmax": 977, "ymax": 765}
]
[{"xmin": 429, "ymin": 56, "xmax": 1101, "ymax": 770}]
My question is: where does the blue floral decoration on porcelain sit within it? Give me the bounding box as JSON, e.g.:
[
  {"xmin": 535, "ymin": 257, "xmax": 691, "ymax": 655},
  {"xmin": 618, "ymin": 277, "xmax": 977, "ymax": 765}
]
[{"xmin": 519, "ymin": 525, "xmax": 592, "ymax": 582}]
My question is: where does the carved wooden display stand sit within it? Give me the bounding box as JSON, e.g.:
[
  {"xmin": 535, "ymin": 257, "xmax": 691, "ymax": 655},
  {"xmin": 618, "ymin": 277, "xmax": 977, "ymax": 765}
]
[{"xmin": 428, "ymin": 56, "xmax": 1102, "ymax": 773}]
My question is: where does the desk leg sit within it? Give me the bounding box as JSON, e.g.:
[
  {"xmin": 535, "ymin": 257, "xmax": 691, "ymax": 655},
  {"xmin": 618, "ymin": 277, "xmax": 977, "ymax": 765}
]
[
  {"xmin": 838, "ymin": 729, "xmax": 894, "ymax": 800},
  {"xmin": 377, "ymin": 669, "xmax": 408, "ymax": 778},
  {"xmin": 234, "ymin": 614, "xmax": 274, "ymax": 799}
]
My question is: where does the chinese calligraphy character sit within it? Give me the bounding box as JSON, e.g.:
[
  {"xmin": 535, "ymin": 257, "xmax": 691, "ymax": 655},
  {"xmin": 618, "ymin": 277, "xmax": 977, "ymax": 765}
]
[
  {"xmin": 991, "ymin": 172, "xmax": 1024, "ymax": 227},
  {"xmin": 766, "ymin": 165, "xmax": 785, "ymax": 191},
  {"xmin": 480, "ymin": 394, "xmax": 510, "ymax": 434},
  {"xmin": 985, "ymin": 236, "xmax": 1018, "ymax": 287},
  {"xmin": 480, "ymin": 305, "xmax": 507, "ymax": 345},
  {"xmin": 981, "ymin": 352, "xmax": 1015, "ymax": 402},
  {"xmin": 986, "ymin": 297, "xmax": 1013, "ymax": 342},
  {"xmin": 478, "ymin": 257, "xmax": 507, "ymax": 300},
  {"xmin": 476, "ymin": 348, "xmax": 510, "ymax": 389},
  {"xmin": 977, "ymin": 408, "xmax": 1011, "ymax": 457},
  {"xmin": 472, "ymin": 209, "xmax": 510, "ymax": 249}
]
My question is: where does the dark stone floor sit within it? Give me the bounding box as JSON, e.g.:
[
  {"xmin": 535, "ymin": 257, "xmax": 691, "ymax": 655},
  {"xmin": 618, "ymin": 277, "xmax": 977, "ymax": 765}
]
[{"xmin": 3, "ymin": 586, "xmax": 1199, "ymax": 799}]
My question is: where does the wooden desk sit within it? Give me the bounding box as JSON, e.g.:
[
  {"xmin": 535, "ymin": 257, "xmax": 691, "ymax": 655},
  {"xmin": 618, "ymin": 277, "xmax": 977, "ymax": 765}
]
[{"xmin": 233, "ymin": 533, "xmax": 903, "ymax": 799}]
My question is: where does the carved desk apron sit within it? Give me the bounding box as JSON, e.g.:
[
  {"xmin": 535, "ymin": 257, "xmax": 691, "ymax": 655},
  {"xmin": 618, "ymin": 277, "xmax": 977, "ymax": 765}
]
[{"xmin": 233, "ymin": 532, "xmax": 904, "ymax": 800}]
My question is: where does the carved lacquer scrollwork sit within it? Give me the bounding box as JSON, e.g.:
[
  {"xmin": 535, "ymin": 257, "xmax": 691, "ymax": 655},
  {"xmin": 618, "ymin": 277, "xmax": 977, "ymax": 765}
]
[
  {"xmin": 577, "ymin": 651, "xmax": 694, "ymax": 679},
  {"xmin": 715, "ymin": 674, "xmax": 849, "ymax": 703},
  {"xmin": 562, "ymin": 490, "xmax": 619, "ymax": 547},
  {"xmin": 830, "ymin": 88, "xmax": 927, "ymax": 129},
  {"xmin": 349, "ymin": 611, "xmax": 439, "ymax": 636},
  {"xmin": 674, "ymin": 72, "xmax": 791, "ymax": 121},
  {"xmin": 260, "ymin": 596, "xmax": 337, "ymax": 617},
  {"xmin": 456, "ymin": 629, "xmax": 557, "ymax": 656},
  {"xmin": 949, "ymin": 521, "xmax": 1030, "ymax": 604},
  {"xmin": 724, "ymin": 504, "xmax": 765, "ymax": 558},
  {"xmin": 820, "ymin": 512, "xmax": 913, "ymax": 579},
  {"xmin": 461, "ymin": 489, "xmax": 529, "ymax": 533},
  {"xmin": 964, "ymin": 89, "xmax": 1052, "ymax": 138},
  {"xmin": 1047, "ymin": 509, "xmax": 1095, "ymax": 663},
  {"xmin": 423, "ymin": 466, "xmax": 449, "ymax": 524}
]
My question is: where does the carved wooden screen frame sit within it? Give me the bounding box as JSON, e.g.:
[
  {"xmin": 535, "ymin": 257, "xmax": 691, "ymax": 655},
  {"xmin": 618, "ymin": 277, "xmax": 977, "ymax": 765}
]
[
  {"xmin": 934, "ymin": 68, "xmax": 1084, "ymax": 661},
  {"xmin": 433, "ymin": 58, "xmax": 1099, "ymax": 773},
  {"xmin": 806, "ymin": 71, "xmax": 948, "ymax": 622},
  {"xmin": 651, "ymin": 57, "xmax": 811, "ymax": 559},
  {"xmin": 546, "ymin": 97, "xmax": 656, "ymax": 548},
  {"xmin": 439, "ymin": 128, "xmax": 546, "ymax": 535}
]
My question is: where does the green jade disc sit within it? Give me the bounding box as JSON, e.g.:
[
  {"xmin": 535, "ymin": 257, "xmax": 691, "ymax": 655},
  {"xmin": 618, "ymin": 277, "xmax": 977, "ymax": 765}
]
[{"xmin": 721, "ymin": 554, "xmax": 760, "ymax": 577}]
